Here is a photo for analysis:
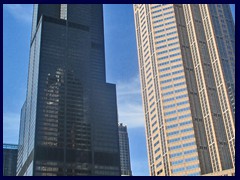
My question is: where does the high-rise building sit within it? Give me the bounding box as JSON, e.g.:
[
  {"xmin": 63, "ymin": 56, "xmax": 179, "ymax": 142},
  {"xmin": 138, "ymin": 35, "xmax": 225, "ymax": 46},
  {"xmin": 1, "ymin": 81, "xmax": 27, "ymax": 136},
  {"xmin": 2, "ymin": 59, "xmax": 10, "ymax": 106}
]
[
  {"xmin": 118, "ymin": 123, "xmax": 132, "ymax": 176},
  {"xmin": 133, "ymin": 4, "xmax": 235, "ymax": 176},
  {"xmin": 3, "ymin": 144, "xmax": 18, "ymax": 176},
  {"xmin": 17, "ymin": 4, "xmax": 121, "ymax": 176}
]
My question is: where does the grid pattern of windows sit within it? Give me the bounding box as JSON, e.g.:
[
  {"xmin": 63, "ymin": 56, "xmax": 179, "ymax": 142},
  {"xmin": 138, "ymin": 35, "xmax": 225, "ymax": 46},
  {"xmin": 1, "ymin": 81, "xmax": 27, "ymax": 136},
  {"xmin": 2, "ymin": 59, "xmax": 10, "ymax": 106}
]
[
  {"xmin": 17, "ymin": 5, "xmax": 121, "ymax": 176},
  {"xmin": 134, "ymin": 4, "xmax": 234, "ymax": 176}
]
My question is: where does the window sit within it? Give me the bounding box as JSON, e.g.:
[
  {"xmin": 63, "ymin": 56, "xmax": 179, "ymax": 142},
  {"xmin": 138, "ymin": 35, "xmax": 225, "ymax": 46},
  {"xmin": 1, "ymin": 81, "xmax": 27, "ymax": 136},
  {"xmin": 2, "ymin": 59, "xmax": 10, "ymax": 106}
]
[
  {"xmin": 169, "ymin": 47, "xmax": 180, "ymax": 52},
  {"xmin": 168, "ymin": 137, "xmax": 180, "ymax": 143},
  {"xmin": 156, "ymin": 34, "xmax": 166, "ymax": 39},
  {"xmin": 163, "ymin": 6, "xmax": 173, "ymax": 11},
  {"xmin": 180, "ymin": 127, "xmax": 193, "ymax": 133},
  {"xmin": 160, "ymin": 78, "xmax": 172, "ymax": 84},
  {"xmin": 170, "ymin": 152, "xmax": 182, "ymax": 158},
  {"xmin": 156, "ymin": 162, "xmax": 162, "ymax": 168},
  {"xmin": 173, "ymin": 75, "xmax": 184, "ymax": 81},
  {"xmin": 169, "ymin": 145, "xmax": 181, "ymax": 151},
  {"xmin": 174, "ymin": 81, "xmax": 185, "ymax": 87},
  {"xmin": 164, "ymin": 110, "xmax": 176, "ymax": 116},
  {"xmin": 184, "ymin": 149, "xmax": 197, "ymax": 155},
  {"xmin": 159, "ymin": 67, "xmax": 170, "ymax": 72},
  {"xmin": 172, "ymin": 64, "xmax": 182, "ymax": 69},
  {"xmin": 152, "ymin": 127, "xmax": 158, "ymax": 134},
  {"xmin": 185, "ymin": 156, "xmax": 198, "ymax": 162},
  {"xmin": 155, "ymin": 154, "xmax": 161, "ymax": 161},
  {"xmin": 165, "ymin": 21, "xmax": 175, "ymax": 26},
  {"xmin": 168, "ymin": 36, "xmax": 178, "ymax": 41},
  {"xmin": 155, "ymin": 29, "xmax": 165, "ymax": 34},
  {"xmin": 162, "ymin": 84, "xmax": 173, "ymax": 90},
  {"xmin": 178, "ymin": 107, "xmax": 190, "ymax": 112},
  {"xmin": 162, "ymin": 91, "xmax": 173, "ymax": 97},
  {"xmin": 163, "ymin": 103, "xmax": 175, "ymax": 109},
  {"xmin": 166, "ymin": 123, "xmax": 178, "ymax": 129},
  {"xmin": 160, "ymin": 73, "xmax": 172, "ymax": 78},
  {"xmin": 154, "ymin": 24, "xmax": 164, "ymax": 29},
  {"xmin": 153, "ymin": 134, "xmax": 159, "ymax": 140},
  {"xmin": 163, "ymin": 97, "xmax": 174, "ymax": 103},
  {"xmin": 170, "ymin": 52, "xmax": 180, "ymax": 57},
  {"xmin": 154, "ymin": 140, "xmax": 160, "ymax": 147},
  {"xmin": 186, "ymin": 164, "xmax": 199, "ymax": 170},
  {"xmin": 170, "ymin": 58, "xmax": 181, "ymax": 63},
  {"xmin": 179, "ymin": 114, "xmax": 191, "ymax": 119},
  {"xmin": 152, "ymin": 9, "xmax": 162, "ymax": 14},
  {"xmin": 167, "ymin": 130, "xmax": 179, "ymax": 136},
  {"xmin": 167, "ymin": 31, "xmax": 177, "ymax": 36},
  {"xmin": 151, "ymin": 5, "xmax": 161, "ymax": 9},
  {"xmin": 164, "ymin": 11, "xmax": 174, "ymax": 16},
  {"xmin": 155, "ymin": 147, "xmax": 160, "ymax": 154},
  {"xmin": 180, "ymin": 121, "xmax": 192, "ymax": 126},
  {"xmin": 164, "ymin": 16, "xmax": 174, "ymax": 21},
  {"xmin": 166, "ymin": 26, "xmax": 176, "ymax": 31},
  {"xmin": 166, "ymin": 117, "xmax": 177, "ymax": 123},
  {"xmin": 172, "ymin": 159, "xmax": 184, "ymax": 166},
  {"xmin": 183, "ymin": 141, "xmax": 195, "ymax": 147},
  {"xmin": 176, "ymin": 94, "xmax": 188, "ymax": 100},
  {"xmin": 157, "ymin": 50, "xmax": 168, "ymax": 55},
  {"xmin": 159, "ymin": 61, "xmax": 169, "ymax": 66},
  {"xmin": 153, "ymin": 14, "xmax": 162, "ymax": 19},
  {"xmin": 153, "ymin": 19, "xmax": 163, "ymax": 24},
  {"xmin": 158, "ymin": 55, "xmax": 169, "ymax": 61},
  {"xmin": 172, "ymin": 167, "xmax": 185, "ymax": 173},
  {"xmin": 175, "ymin": 88, "xmax": 187, "ymax": 93}
]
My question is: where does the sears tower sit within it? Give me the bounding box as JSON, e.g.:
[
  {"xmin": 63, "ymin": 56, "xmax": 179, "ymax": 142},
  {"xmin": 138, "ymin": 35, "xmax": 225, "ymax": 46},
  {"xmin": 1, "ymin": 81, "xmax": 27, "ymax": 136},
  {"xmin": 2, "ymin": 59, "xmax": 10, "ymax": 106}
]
[{"xmin": 17, "ymin": 4, "xmax": 121, "ymax": 176}]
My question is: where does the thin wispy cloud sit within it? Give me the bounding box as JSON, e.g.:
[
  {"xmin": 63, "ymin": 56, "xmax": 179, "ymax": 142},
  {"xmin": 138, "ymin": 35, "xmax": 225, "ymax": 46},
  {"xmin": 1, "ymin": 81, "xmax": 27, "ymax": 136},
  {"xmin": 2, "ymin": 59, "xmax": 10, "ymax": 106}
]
[
  {"xmin": 116, "ymin": 75, "xmax": 145, "ymax": 128},
  {"xmin": 3, "ymin": 113, "xmax": 20, "ymax": 144},
  {"xmin": 117, "ymin": 75, "xmax": 142, "ymax": 96},
  {"xmin": 4, "ymin": 4, "xmax": 33, "ymax": 24}
]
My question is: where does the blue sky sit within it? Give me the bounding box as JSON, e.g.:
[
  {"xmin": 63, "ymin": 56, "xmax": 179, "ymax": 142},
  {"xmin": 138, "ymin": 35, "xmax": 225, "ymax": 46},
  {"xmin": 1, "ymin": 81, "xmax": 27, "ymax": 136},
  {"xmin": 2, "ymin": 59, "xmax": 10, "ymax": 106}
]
[{"xmin": 3, "ymin": 4, "xmax": 235, "ymax": 176}]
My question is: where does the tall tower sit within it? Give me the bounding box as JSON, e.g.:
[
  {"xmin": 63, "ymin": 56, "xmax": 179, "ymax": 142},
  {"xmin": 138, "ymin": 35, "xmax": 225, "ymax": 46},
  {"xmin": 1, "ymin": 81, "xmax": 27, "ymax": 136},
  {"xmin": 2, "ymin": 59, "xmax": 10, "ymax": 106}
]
[
  {"xmin": 17, "ymin": 4, "xmax": 121, "ymax": 176},
  {"xmin": 118, "ymin": 123, "xmax": 132, "ymax": 176},
  {"xmin": 133, "ymin": 4, "xmax": 235, "ymax": 176}
]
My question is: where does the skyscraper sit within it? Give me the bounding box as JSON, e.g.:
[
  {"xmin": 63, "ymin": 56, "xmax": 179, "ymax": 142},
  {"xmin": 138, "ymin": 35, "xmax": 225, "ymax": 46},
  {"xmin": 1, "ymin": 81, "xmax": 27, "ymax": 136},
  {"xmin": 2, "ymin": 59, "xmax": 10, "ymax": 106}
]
[
  {"xmin": 118, "ymin": 123, "xmax": 132, "ymax": 176},
  {"xmin": 3, "ymin": 144, "xmax": 18, "ymax": 176},
  {"xmin": 17, "ymin": 4, "xmax": 121, "ymax": 176},
  {"xmin": 133, "ymin": 4, "xmax": 235, "ymax": 176}
]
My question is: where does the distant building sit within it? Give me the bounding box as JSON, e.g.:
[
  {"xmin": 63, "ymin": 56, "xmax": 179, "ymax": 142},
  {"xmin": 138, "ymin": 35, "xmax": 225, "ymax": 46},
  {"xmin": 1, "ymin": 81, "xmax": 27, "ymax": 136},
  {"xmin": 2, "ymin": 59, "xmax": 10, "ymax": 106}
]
[
  {"xmin": 3, "ymin": 144, "xmax": 18, "ymax": 176},
  {"xmin": 118, "ymin": 123, "xmax": 132, "ymax": 176}
]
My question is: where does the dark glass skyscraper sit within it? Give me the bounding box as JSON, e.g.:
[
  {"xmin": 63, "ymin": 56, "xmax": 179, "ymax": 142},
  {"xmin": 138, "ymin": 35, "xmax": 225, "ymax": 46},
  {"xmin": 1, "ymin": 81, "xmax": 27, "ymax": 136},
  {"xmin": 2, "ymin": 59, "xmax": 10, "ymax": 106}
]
[
  {"xmin": 3, "ymin": 144, "xmax": 18, "ymax": 176},
  {"xmin": 17, "ymin": 4, "xmax": 121, "ymax": 176}
]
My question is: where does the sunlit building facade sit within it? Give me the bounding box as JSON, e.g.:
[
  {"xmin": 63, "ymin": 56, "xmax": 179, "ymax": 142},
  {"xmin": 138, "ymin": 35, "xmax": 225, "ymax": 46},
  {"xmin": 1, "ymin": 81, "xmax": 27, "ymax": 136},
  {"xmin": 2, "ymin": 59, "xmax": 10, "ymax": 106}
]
[
  {"xmin": 134, "ymin": 4, "xmax": 235, "ymax": 176},
  {"xmin": 17, "ymin": 4, "xmax": 121, "ymax": 176}
]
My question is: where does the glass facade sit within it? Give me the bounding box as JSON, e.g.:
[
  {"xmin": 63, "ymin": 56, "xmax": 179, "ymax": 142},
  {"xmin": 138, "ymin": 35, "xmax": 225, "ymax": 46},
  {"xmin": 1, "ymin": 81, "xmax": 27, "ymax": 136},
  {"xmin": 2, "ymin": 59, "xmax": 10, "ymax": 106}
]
[{"xmin": 17, "ymin": 4, "xmax": 121, "ymax": 176}]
